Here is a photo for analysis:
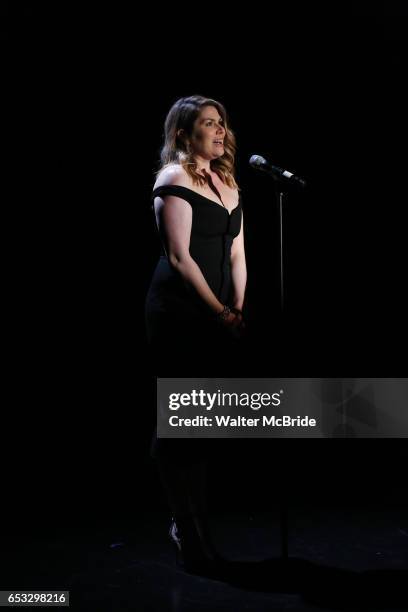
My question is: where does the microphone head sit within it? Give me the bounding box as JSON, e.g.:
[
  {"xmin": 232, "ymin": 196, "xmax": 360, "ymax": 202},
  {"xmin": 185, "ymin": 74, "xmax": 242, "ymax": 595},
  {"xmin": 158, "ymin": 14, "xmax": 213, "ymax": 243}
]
[{"xmin": 249, "ymin": 154, "xmax": 267, "ymax": 168}]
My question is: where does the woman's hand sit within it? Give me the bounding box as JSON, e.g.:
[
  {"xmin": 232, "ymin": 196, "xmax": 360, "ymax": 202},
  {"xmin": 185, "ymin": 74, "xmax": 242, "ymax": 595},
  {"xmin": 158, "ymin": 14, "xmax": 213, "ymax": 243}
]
[
  {"xmin": 232, "ymin": 311, "xmax": 245, "ymax": 330},
  {"xmin": 217, "ymin": 308, "xmax": 245, "ymax": 337},
  {"xmin": 222, "ymin": 311, "xmax": 239, "ymax": 326}
]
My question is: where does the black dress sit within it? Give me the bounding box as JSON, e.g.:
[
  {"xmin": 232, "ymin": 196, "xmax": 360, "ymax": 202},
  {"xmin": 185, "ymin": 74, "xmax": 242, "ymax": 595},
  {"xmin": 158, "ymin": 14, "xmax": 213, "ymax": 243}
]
[
  {"xmin": 145, "ymin": 185, "xmax": 243, "ymax": 376},
  {"xmin": 146, "ymin": 185, "xmax": 243, "ymax": 463}
]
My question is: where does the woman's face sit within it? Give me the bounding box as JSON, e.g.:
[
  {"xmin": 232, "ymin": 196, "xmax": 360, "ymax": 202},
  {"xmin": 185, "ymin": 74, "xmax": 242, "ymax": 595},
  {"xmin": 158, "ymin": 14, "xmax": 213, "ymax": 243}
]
[{"xmin": 189, "ymin": 105, "xmax": 226, "ymax": 161}]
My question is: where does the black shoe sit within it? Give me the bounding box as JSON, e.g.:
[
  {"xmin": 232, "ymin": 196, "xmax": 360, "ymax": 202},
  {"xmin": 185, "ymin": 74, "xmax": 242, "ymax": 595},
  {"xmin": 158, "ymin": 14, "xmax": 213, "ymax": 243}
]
[
  {"xmin": 169, "ymin": 515, "xmax": 226, "ymax": 575},
  {"xmin": 169, "ymin": 519, "xmax": 182, "ymax": 566}
]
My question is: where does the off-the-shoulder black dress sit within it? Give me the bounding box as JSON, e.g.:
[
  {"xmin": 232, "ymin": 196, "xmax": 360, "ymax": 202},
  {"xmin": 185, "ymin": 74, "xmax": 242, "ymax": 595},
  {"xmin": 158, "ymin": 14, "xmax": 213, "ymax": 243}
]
[{"xmin": 145, "ymin": 185, "xmax": 243, "ymax": 375}]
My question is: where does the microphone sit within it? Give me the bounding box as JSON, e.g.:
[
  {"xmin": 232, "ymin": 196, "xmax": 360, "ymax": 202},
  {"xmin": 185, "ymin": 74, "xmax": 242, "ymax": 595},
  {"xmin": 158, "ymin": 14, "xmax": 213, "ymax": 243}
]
[{"xmin": 249, "ymin": 155, "xmax": 306, "ymax": 188}]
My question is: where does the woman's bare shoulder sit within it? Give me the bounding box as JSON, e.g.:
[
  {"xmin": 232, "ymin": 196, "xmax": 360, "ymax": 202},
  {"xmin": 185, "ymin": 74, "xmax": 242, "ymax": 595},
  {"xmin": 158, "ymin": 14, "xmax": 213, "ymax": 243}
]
[{"xmin": 153, "ymin": 164, "xmax": 191, "ymax": 190}]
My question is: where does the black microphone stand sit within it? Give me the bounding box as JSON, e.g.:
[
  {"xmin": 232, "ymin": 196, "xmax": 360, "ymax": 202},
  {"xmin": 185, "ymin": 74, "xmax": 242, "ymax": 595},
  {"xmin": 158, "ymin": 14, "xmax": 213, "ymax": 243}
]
[
  {"xmin": 272, "ymin": 182, "xmax": 289, "ymax": 561},
  {"xmin": 251, "ymin": 161, "xmax": 306, "ymax": 562},
  {"xmin": 274, "ymin": 179, "xmax": 305, "ymax": 562}
]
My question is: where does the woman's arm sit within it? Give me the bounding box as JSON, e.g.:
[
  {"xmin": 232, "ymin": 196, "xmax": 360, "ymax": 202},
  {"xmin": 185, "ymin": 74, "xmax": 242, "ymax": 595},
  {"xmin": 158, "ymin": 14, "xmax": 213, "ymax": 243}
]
[
  {"xmin": 230, "ymin": 212, "xmax": 247, "ymax": 311},
  {"xmin": 156, "ymin": 194, "xmax": 227, "ymax": 315}
]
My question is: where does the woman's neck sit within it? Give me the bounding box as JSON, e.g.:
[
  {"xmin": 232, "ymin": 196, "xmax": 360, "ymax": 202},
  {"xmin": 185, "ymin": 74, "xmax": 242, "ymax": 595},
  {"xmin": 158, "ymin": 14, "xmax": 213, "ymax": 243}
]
[{"xmin": 193, "ymin": 156, "xmax": 211, "ymax": 174}]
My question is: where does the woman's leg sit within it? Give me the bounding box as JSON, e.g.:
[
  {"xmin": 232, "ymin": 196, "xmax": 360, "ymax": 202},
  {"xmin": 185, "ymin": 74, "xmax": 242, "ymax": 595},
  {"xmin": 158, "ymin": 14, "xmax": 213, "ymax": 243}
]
[
  {"xmin": 154, "ymin": 449, "xmax": 207, "ymax": 516},
  {"xmin": 155, "ymin": 452, "xmax": 221, "ymax": 566}
]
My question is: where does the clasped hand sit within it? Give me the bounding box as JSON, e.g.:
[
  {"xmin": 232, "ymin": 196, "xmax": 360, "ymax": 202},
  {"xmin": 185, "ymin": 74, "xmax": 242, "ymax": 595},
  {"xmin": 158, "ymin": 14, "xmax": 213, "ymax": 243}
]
[{"xmin": 220, "ymin": 311, "xmax": 245, "ymax": 337}]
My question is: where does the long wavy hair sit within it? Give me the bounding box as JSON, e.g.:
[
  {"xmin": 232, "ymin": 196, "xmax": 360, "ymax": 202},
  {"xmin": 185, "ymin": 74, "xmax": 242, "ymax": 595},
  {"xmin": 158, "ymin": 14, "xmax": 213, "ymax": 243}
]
[{"xmin": 158, "ymin": 95, "xmax": 238, "ymax": 189}]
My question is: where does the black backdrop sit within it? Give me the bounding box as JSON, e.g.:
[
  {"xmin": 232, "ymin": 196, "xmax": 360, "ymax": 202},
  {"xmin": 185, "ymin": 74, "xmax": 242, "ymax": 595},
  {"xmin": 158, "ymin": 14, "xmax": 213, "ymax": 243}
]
[{"xmin": 3, "ymin": 3, "xmax": 407, "ymax": 536}]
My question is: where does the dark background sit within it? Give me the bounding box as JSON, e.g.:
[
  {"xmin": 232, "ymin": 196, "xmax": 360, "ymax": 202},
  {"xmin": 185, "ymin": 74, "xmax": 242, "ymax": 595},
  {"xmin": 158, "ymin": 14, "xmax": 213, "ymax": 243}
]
[{"xmin": 2, "ymin": 3, "xmax": 407, "ymax": 539}]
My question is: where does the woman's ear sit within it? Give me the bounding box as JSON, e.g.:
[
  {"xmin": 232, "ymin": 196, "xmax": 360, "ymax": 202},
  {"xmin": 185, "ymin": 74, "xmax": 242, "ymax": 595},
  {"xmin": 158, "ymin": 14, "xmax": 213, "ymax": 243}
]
[{"xmin": 177, "ymin": 129, "xmax": 190, "ymax": 150}]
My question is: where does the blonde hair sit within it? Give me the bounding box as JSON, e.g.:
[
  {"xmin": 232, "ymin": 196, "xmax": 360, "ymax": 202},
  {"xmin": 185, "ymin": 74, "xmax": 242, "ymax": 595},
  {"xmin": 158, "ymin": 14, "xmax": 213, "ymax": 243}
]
[{"xmin": 158, "ymin": 95, "xmax": 238, "ymax": 189}]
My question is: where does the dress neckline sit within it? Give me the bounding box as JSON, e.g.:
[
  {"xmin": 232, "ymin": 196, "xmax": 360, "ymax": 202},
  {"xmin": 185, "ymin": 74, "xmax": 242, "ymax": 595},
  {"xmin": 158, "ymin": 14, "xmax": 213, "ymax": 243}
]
[{"xmin": 153, "ymin": 185, "xmax": 240, "ymax": 217}]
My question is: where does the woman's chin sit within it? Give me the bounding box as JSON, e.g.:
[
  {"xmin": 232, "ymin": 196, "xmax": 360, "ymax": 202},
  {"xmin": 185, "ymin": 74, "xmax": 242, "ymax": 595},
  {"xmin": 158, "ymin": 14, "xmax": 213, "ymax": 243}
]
[{"xmin": 212, "ymin": 150, "xmax": 225, "ymax": 160}]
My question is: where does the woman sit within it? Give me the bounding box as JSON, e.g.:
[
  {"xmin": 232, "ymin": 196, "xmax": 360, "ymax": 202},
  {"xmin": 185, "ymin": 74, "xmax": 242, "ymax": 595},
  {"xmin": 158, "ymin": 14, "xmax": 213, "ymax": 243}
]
[{"xmin": 145, "ymin": 95, "xmax": 247, "ymax": 573}]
